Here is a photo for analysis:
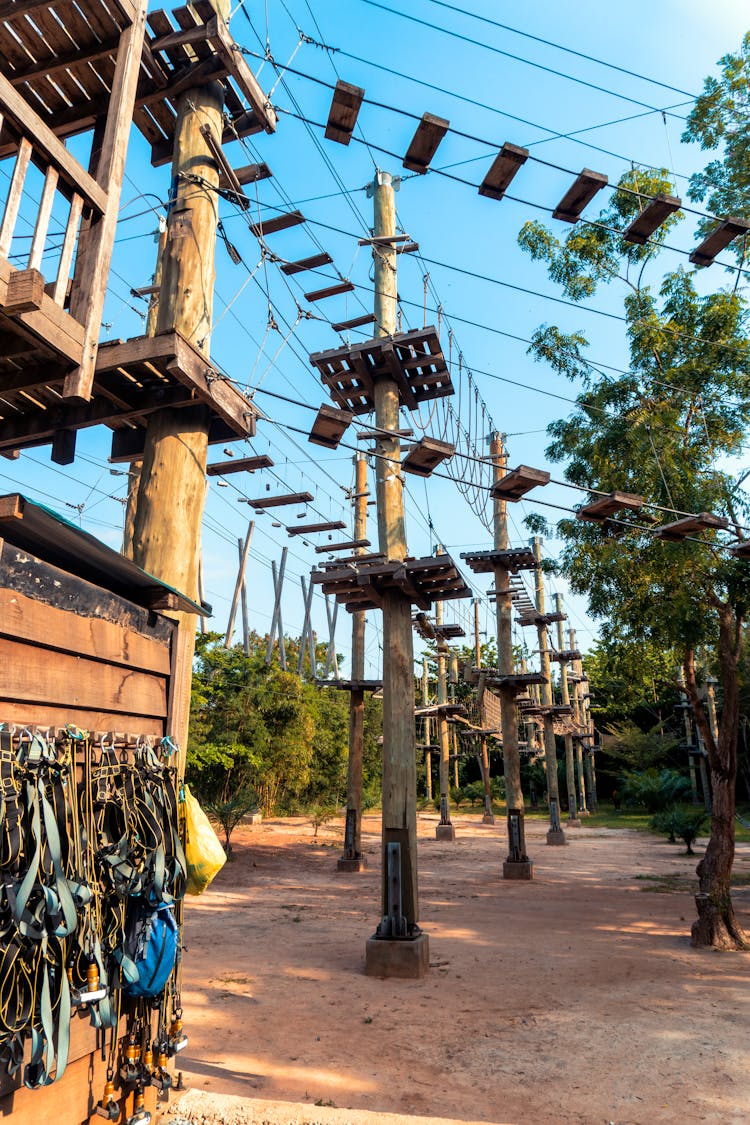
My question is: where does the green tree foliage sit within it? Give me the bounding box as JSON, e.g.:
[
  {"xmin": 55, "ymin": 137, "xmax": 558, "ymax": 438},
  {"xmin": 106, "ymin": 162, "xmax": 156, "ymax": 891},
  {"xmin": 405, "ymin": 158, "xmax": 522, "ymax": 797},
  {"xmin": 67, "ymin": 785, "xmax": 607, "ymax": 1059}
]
[
  {"xmin": 518, "ymin": 158, "xmax": 750, "ymax": 948},
  {"xmin": 682, "ymin": 33, "xmax": 750, "ymax": 257},
  {"xmin": 620, "ymin": 769, "xmax": 692, "ymax": 814},
  {"xmin": 188, "ymin": 633, "xmax": 382, "ymax": 817}
]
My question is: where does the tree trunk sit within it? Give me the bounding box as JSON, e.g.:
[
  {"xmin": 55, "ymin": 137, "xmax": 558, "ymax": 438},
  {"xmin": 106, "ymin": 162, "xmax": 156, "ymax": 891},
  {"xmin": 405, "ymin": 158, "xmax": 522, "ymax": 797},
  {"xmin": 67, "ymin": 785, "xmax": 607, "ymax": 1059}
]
[{"xmin": 684, "ymin": 619, "xmax": 748, "ymax": 951}]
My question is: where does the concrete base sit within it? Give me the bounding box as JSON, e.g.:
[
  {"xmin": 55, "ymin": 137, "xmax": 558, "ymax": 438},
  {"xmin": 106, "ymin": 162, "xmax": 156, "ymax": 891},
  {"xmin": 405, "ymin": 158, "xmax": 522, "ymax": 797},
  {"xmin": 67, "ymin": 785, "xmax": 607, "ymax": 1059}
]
[
  {"xmin": 547, "ymin": 828, "xmax": 567, "ymax": 846},
  {"xmin": 365, "ymin": 932, "xmax": 430, "ymax": 978},
  {"xmin": 579, "ymin": 809, "xmax": 591, "ymax": 817},
  {"xmin": 566, "ymin": 818, "xmax": 582, "ymax": 828},
  {"xmin": 503, "ymin": 860, "xmax": 533, "ymax": 880},
  {"xmin": 482, "ymin": 814, "xmax": 495, "ymax": 825},
  {"xmin": 337, "ymin": 856, "xmax": 367, "ymax": 872},
  {"xmin": 435, "ymin": 823, "xmax": 456, "ymax": 841}
]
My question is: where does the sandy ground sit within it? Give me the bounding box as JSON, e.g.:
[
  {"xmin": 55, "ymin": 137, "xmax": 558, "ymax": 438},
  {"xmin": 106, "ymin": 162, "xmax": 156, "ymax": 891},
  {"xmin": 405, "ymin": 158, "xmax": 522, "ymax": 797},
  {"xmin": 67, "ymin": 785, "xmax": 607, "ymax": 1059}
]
[{"xmin": 167, "ymin": 813, "xmax": 750, "ymax": 1125}]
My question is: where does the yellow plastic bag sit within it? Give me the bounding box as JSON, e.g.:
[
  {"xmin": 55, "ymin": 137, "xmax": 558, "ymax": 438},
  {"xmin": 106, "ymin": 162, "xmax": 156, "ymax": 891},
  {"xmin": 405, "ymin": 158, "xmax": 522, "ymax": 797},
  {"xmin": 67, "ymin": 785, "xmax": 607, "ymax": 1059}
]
[{"xmin": 182, "ymin": 785, "xmax": 226, "ymax": 896}]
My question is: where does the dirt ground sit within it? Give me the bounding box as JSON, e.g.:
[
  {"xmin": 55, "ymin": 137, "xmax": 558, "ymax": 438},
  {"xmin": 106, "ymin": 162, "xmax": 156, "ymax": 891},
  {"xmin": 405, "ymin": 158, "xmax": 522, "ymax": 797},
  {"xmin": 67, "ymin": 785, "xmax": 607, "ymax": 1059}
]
[{"xmin": 167, "ymin": 813, "xmax": 750, "ymax": 1125}]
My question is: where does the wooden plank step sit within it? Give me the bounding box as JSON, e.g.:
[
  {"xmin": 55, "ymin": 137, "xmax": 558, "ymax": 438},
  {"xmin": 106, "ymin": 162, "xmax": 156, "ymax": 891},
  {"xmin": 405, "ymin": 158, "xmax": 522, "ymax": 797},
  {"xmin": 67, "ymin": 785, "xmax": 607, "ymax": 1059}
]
[
  {"xmin": 325, "ymin": 79, "xmax": 365, "ymax": 145},
  {"xmin": 623, "ymin": 193, "xmax": 681, "ymax": 245},
  {"xmin": 478, "ymin": 142, "xmax": 528, "ymax": 201},
  {"xmin": 690, "ymin": 217, "xmax": 750, "ymax": 267},
  {"xmin": 247, "ymin": 490, "xmax": 314, "ymax": 509},
  {"xmin": 490, "ymin": 465, "xmax": 550, "ymax": 501},
  {"xmin": 553, "ymin": 169, "xmax": 608, "ymax": 223},
  {"xmin": 287, "ymin": 520, "xmax": 346, "ymax": 537},
  {"xmin": 206, "ymin": 455, "xmax": 274, "ymax": 475},
  {"xmin": 304, "ymin": 280, "xmax": 355, "ymax": 302},
  {"xmin": 403, "ymin": 112, "xmax": 450, "ymax": 173},
  {"xmin": 315, "ymin": 538, "xmax": 371, "ymax": 553},
  {"xmin": 331, "ymin": 313, "xmax": 375, "ymax": 332},
  {"xmin": 308, "ymin": 403, "xmax": 353, "ymax": 449},
  {"xmin": 249, "ymin": 210, "xmax": 305, "ymax": 237},
  {"xmin": 281, "ymin": 252, "xmax": 332, "ymax": 275}
]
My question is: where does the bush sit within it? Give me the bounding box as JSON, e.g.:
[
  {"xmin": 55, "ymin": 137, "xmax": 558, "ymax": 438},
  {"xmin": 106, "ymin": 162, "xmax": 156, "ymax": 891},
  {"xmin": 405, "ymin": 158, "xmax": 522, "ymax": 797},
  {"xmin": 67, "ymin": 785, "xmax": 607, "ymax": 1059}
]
[
  {"xmin": 652, "ymin": 807, "xmax": 707, "ymax": 854},
  {"xmin": 620, "ymin": 769, "xmax": 691, "ymax": 814},
  {"xmin": 463, "ymin": 780, "xmax": 486, "ymax": 808},
  {"xmin": 450, "ymin": 786, "xmax": 466, "ymax": 809},
  {"xmin": 204, "ymin": 787, "xmax": 258, "ymax": 858}
]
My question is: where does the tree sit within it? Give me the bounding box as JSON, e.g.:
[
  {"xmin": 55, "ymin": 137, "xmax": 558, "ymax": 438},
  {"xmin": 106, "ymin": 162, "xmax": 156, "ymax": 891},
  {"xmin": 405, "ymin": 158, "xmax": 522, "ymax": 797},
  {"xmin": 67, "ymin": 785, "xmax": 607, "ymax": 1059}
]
[{"xmin": 518, "ymin": 163, "xmax": 750, "ymax": 949}]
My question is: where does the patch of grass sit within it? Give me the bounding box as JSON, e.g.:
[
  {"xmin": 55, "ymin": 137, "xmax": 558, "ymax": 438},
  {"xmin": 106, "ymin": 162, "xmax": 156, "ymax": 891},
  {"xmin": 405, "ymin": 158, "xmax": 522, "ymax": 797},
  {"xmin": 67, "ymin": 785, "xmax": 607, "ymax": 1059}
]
[{"xmin": 634, "ymin": 873, "xmax": 695, "ymax": 894}]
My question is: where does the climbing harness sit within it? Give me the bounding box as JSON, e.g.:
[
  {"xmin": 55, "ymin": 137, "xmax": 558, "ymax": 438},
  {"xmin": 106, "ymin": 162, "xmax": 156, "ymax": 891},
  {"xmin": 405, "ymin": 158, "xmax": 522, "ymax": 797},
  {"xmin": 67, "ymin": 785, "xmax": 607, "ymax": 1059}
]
[{"xmin": 0, "ymin": 725, "xmax": 187, "ymax": 1102}]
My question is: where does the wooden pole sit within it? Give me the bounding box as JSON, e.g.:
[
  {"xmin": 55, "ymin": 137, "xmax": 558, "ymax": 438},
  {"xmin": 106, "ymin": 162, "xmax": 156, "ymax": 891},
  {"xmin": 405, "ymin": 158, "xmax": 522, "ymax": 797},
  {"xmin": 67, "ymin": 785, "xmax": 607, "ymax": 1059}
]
[
  {"xmin": 339, "ymin": 452, "xmax": 369, "ymax": 871},
  {"xmin": 129, "ymin": 26, "xmax": 229, "ymax": 750},
  {"xmin": 422, "ymin": 656, "xmax": 433, "ymax": 803},
  {"xmin": 569, "ymin": 628, "xmax": 588, "ymax": 814},
  {"xmin": 435, "ymin": 584, "xmax": 456, "ymax": 840},
  {"xmin": 225, "ymin": 521, "xmax": 254, "ymax": 648},
  {"xmin": 490, "ymin": 433, "xmax": 531, "ymax": 872},
  {"xmin": 474, "ymin": 598, "xmax": 493, "ymax": 823},
  {"xmin": 365, "ymin": 171, "xmax": 427, "ymax": 974},
  {"xmin": 198, "ymin": 554, "xmax": 207, "ymax": 636},
  {"xmin": 532, "ymin": 536, "xmax": 566, "ymax": 845},
  {"xmin": 580, "ymin": 679, "xmax": 598, "ymax": 811},
  {"xmin": 555, "ymin": 593, "xmax": 580, "ymax": 826}
]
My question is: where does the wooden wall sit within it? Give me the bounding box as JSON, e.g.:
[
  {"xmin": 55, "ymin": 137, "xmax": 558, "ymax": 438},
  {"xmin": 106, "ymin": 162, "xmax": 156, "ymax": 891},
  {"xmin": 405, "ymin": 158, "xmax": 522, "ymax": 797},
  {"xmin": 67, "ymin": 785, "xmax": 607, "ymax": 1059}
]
[{"xmin": 0, "ymin": 543, "xmax": 177, "ymax": 1123}]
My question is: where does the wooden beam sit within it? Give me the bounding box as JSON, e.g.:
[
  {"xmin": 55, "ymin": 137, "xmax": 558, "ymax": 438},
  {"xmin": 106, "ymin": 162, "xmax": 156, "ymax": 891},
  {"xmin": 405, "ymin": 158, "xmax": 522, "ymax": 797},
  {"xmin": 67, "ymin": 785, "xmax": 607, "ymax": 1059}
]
[
  {"xmin": 478, "ymin": 142, "xmax": 528, "ymax": 201},
  {"xmin": 199, "ymin": 122, "xmax": 250, "ymax": 209},
  {"xmin": 280, "ymin": 252, "xmax": 333, "ymax": 276},
  {"xmin": 690, "ymin": 217, "xmax": 750, "ymax": 268},
  {"xmin": 552, "ymin": 169, "xmax": 608, "ymax": 223},
  {"xmin": 331, "ymin": 313, "xmax": 375, "ymax": 332},
  {"xmin": 206, "ymin": 454, "xmax": 274, "ymax": 475},
  {"xmin": 224, "ymin": 520, "xmax": 254, "ymax": 648},
  {"xmin": 0, "ymin": 72, "xmax": 107, "ymax": 213},
  {"xmin": 247, "ymin": 490, "xmax": 314, "ymax": 509},
  {"xmin": 403, "ymin": 112, "xmax": 450, "ymax": 173},
  {"xmin": 207, "ymin": 11, "xmax": 277, "ymax": 133},
  {"xmin": 248, "ymin": 210, "xmax": 305, "ymax": 238},
  {"xmin": 315, "ymin": 538, "xmax": 370, "ymax": 553},
  {"xmin": 324, "ymin": 80, "xmax": 365, "ymax": 146},
  {"xmin": 287, "ymin": 520, "xmax": 346, "ymax": 537},
  {"xmin": 304, "ymin": 280, "xmax": 355, "ymax": 302},
  {"xmin": 402, "ymin": 437, "xmax": 454, "ymax": 477},
  {"xmin": 309, "ymin": 403, "xmax": 353, "ymax": 449},
  {"xmin": 623, "ymin": 193, "xmax": 681, "ymax": 245}
]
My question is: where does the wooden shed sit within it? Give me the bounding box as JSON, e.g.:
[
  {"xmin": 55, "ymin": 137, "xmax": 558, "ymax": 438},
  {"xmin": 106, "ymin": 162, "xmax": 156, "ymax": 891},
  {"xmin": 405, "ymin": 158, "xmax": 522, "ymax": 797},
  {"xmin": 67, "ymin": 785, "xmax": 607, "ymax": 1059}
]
[{"xmin": 0, "ymin": 493, "xmax": 203, "ymax": 1124}]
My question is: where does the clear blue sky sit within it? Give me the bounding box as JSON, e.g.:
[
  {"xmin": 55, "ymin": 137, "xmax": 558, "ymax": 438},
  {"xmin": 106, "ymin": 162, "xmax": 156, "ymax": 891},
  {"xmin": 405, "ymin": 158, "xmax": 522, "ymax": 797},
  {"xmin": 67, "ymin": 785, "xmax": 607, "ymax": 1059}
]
[{"xmin": 5, "ymin": 0, "xmax": 749, "ymax": 677}]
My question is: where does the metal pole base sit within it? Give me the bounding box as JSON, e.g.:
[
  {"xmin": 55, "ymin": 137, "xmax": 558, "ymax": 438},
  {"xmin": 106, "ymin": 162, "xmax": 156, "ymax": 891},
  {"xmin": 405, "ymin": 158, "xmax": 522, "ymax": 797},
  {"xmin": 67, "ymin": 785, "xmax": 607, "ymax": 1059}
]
[
  {"xmin": 337, "ymin": 856, "xmax": 367, "ymax": 872},
  {"xmin": 546, "ymin": 828, "xmax": 567, "ymax": 846},
  {"xmin": 365, "ymin": 932, "xmax": 430, "ymax": 978},
  {"xmin": 503, "ymin": 859, "xmax": 533, "ymax": 880},
  {"xmin": 435, "ymin": 823, "xmax": 456, "ymax": 841}
]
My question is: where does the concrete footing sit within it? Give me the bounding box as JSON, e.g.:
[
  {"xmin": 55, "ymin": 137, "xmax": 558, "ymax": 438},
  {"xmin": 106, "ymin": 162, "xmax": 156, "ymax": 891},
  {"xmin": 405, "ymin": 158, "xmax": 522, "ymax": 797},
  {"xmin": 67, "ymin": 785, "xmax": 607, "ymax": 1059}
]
[
  {"xmin": 566, "ymin": 818, "xmax": 582, "ymax": 828},
  {"xmin": 482, "ymin": 814, "xmax": 495, "ymax": 825},
  {"xmin": 364, "ymin": 932, "xmax": 430, "ymax": 978},
  {"xmin": 579, "ymin": 809, "xmax": 591, "ymax": 816},
  {"xmin": 337, "ymin": 856, "xmax": 367, "ymax": 872},
  {"xmin": 547, "ymin": 828, "xmax": 567, "ymax": 846},
  {"xmin": 435, "ymin": 823, "xmax": 456, "ymax": 841},
  {"xmin": 503, "ymin": 859, "xmax": 533, "ymax": 880}
]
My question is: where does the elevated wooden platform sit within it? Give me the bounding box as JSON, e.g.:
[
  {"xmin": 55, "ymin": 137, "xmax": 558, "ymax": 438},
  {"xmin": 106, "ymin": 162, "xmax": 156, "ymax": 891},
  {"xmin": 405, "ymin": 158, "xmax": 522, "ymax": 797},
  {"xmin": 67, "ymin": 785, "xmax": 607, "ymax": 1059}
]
[
  {"xmin": 0, "ymin": 329, "xmax": 258, "ymax": 461},
  {"xmin": 311, "ymin": 553, "xmax": 472, "ymax": 613},
  {"xmin": 460, "ymin": 546, "xmax": 537, "ymax": 573},
  {"xmin": 516, "ymin": 610, "xmax": 566, "ymax": 628},
  {"xmin": 548, "ymin": 648, "xmax": 582, "ymax": 663},
  {"xmin": 0, "ymin": 0, "xmax": 277, "ymax": 165},
  {"xmin": 415, "ymin": 702, "xmax": 467, "ymax": 719},
  {"xmin": 309, "ymin": 326, "xmax": 453, "ymax": 415},
  {"xmin": 481, "ymin": 670, "xmax": 547, "ymax": 690}
]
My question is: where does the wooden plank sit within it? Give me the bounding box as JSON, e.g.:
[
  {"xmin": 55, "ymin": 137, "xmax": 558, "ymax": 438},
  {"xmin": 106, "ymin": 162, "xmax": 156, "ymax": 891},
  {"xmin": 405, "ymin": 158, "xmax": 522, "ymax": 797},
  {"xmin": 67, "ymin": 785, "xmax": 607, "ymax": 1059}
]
[
  {"xmin": 0, "ymin": 72, "xmax": 107, "ymax": 212},
  {"xmin": 325, "ymin": 79, "xmax": 365, "ymax": 145},
  {"xmin": 248, "ymin": 209, "xmax": 305, "ymax": 237},
  {"xmin": 690, "ymin": 217, "xmax": 750, "ymax": 267},
  {"xmin": 207, "ymin": 12, "xmax": 277, "ymax": 132},
  {"xmin": 206, "ymin": 454, "xmax": 274, "ymax": 475},
  {"xmin": 478, "ymin": 142, "xmax": 528, "ymax": 201},
  {"xmin": 199, "ymin": 121, "xmax": 250, "ymax": 209},
  {"xmin": 219, "ymin": 161, "xmax": 272, "ymax": 189},
  {"xmin": 53, "ymin": 192, "xmax": 83, "ymax": 306},
  {"xmin": 0, "ymin": 635, "xmax": 167, "ymax": 716},
  {"xmin": 287, "ymin": 520, "xmax": 346, "ymax": 537},
  {"xmin": 304, "ymin": 280, "xmax": 354, "ymax": 302},
  {"xmin": 623, "ymin": 193, "xmax": 681, "ymax": 245},
  {"xmin": 331, "ymin": 313, "xmax": 375, "ymax": 332},
  {"xmin": 3, "ymin": 268, "xmax": 46, "ymax": 314},
  {"xmin": 247, "ymin": 490, "xmax": 313, "ymax": 509},
  {"xmin": 0, "ymin": 255, "xmax": 85, "ymax": 361},
  {"xmin": 403, "ymin": 112, "xmax": 450, "ymax": 173},
  {"xmin": 63, "ymin": 5, "xmax": 147, "ymax": 400},
  {"xmin": 0, "ymin": 587, "xmax": 170, "ymax": 673},
  {"xmin": 281, "ymin": 252, "xmax": 332, "ymax": 275},
  {"xmin": 552, "ymin": 168, "xmax": 608, "ymax": 223},
  {"xmin": 0, "ymin": 137, "xmax": 32, "ymax": 259}
]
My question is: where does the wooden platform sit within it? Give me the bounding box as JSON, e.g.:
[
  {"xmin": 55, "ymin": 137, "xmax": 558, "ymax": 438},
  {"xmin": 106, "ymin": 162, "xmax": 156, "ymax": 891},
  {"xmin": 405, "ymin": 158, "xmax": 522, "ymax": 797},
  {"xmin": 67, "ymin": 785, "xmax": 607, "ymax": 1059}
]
[
  {"xmin": 311, "ymin": 553, "xmax": 472, "ymax": 613},
  {"xmin": 0, "ymin": 0, "xmax": 277, "ymax": 166},
  {"xmin": 516, "ymin": 610, "xmax": 566, "ymax": 627},
  {"xmin": 460, "ymin": 547, "xmax": 537, "ymax": 573},
  {"xmin": 0, "ymin": 329, "xmax": 258, "ymax": 460},
  {"xmin": 480, "ymin": 670, "xmax": 547, "ymax": 690},
  {"xmin": 317, "ymin": 678, "xmax": 383, "ymax": 693},
  {"xmin": 309, "ymin": 326, "xmax": 453, "ymax": 415},
  {"xmin": 415, "ymin": 702, "xmax": 467, "ymax": 719}
]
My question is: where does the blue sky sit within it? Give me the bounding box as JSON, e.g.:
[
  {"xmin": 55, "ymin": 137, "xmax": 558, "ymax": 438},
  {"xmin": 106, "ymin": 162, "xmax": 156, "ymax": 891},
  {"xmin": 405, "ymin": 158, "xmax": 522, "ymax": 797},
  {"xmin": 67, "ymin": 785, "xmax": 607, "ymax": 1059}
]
[{"xmin": 5, "ymin": 0, "xmax": 749, "ymax": 677}]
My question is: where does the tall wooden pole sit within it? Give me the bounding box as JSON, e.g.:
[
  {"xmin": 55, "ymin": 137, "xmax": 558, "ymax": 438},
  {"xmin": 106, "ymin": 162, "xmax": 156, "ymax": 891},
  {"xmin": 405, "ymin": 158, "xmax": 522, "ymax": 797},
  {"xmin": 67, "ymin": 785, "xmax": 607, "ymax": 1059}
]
[
  {"xmin": 555, "ymin": 593, "xmax": 580, "ymax": 827},
  {"xmin": 339, "ymin": 452, "xmax": 369, "ymax": 871},
  {"xmin": 435, "ymin": 587, "xmax": 456, "ymax": 841},
  {"xmin": 129, "ymin": 31, "xmax": 229, "ymax": 750},
  {"xmin": 532, "ymin": 536, "xmax": 566, "ymax": 845},
  {"xmin": 678, "ymin": 667, "xmax": 700, "ymax": 805},
  {"xmin": 569, "ymin": 628, "xmax": 588, "ymax": 815},
  {"xmin": 422, "ymin": 657, "xmax": 433, "ymax": 802},
  {"xmin": 474, "ymin": 598, "xmax": 493, "ymax": 823},
  {"xmin": 579, "ymin": 677, "xmax": 598, "ymax": 810},
  {"xmin": 491, "ymin": 433, "xmax": 531, "ymax": 875},
  {"xmin": 365, "ymin": 171, "xmax": 427, "ymax": 976}
]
